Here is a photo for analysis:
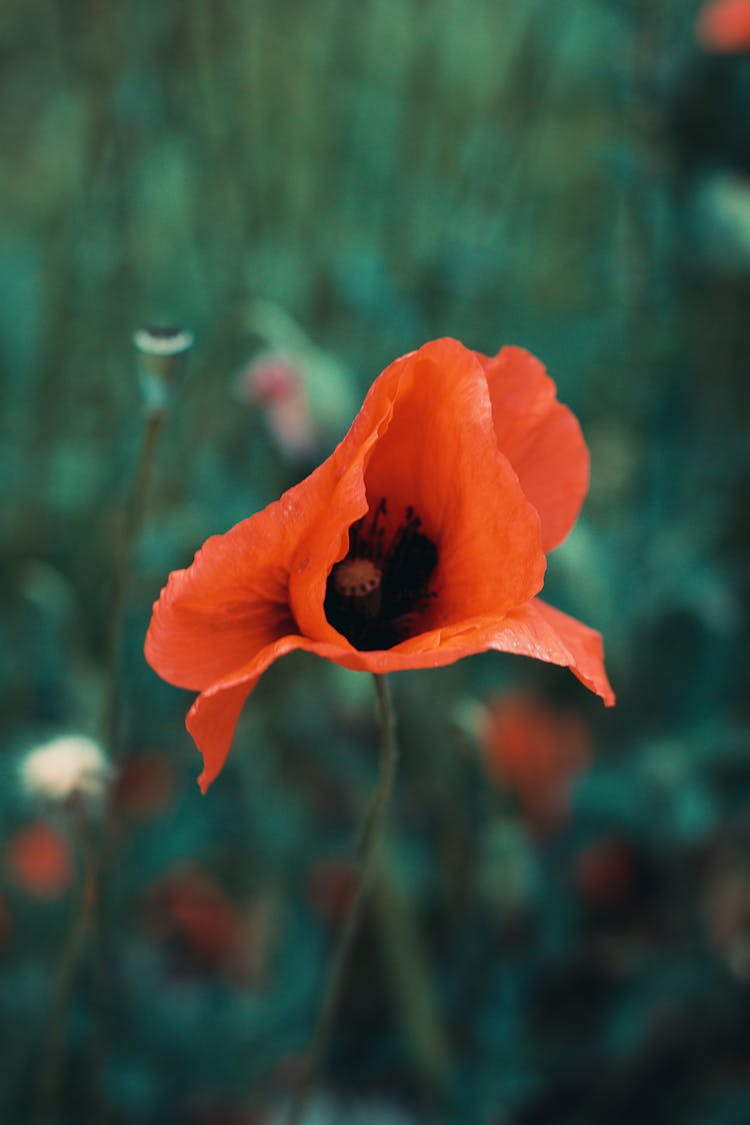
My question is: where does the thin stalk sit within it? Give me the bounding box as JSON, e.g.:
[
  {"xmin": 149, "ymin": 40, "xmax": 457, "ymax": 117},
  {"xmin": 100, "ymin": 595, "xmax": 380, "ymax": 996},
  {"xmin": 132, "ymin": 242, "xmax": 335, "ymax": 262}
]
[
  {"xmin": 371, "ymin": 847, "xmax": 452, "ymax": 1095},
  {"xmin": 287, "ymin": 673, "xmax": 399, "ymax": 1125},
  {"xmin": 35, "ymin": 809, "xmax": 97, "ymax": 1125},
  {"xmin": 87, "ymin": 407, "xmax": 162, "ymax": 1121},
  {"xmin": 103, "ymin": 409, "xmax": 164, "ymax": 755}
]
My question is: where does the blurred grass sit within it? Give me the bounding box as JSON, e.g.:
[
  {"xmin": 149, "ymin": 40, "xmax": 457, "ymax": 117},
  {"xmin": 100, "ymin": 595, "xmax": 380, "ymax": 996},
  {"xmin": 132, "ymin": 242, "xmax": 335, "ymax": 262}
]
[{"xmin": 1, "ymin": 0, "xmax": 750, "ymax": 1122}]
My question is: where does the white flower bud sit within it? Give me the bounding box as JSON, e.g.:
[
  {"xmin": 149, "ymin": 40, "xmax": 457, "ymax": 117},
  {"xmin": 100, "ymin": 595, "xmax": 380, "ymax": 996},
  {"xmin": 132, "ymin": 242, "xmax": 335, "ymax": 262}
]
[{"xmin": 20, "ymin": 735, "xmax": 111, "ymax": 806}]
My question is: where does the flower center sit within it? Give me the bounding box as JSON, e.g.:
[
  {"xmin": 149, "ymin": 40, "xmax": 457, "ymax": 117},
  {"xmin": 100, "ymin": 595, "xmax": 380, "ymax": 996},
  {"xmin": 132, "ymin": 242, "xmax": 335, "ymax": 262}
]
[{"xmin": 324, "ymin": 499, "xmax": 438, "ymax": 650}]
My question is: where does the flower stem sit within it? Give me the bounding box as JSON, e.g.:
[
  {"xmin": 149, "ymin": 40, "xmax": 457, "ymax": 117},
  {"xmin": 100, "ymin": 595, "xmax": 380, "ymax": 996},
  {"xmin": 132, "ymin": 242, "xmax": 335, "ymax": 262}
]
[
  {"xmin": 287, "ymin": 673, "xmax": 399, "ymax": 1125},
  {"xmin": 35, "ymin": 808, "xmax": 97, "ymax": 1124},
  {"xmin": 104, "ymin": 409, "xmax": 164, "ymax": 755}
]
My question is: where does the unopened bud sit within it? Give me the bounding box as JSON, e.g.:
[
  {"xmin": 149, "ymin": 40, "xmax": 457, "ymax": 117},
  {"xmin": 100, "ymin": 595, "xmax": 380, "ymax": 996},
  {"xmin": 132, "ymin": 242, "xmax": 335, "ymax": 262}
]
[{"xmin": 133, "ymin": 325, "xmax": 194, "ymax": 415}]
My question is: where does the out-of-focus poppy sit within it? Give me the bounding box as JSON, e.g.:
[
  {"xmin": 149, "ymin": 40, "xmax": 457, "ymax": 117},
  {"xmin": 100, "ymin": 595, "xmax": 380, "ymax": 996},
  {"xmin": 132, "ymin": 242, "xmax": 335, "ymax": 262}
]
[
  {"xmin": 237, "ymin": 353, "xmax": 300, "ymax": 405},
  {"xmin": 112, "ymin": 752, "xmax": 176, "ymax": 820},
  {"xmin": 481, "ymin": 692, "xmax": 591, "ymax": 834},
  {"xmin": 232, "ymin": 891, "xmax": 281, "ymax": 987},
  {"xmin": 147, "ymin": 867, "xmax": 242, "ymax": 975},
  {"xmin": 7, "ymin": 821, "xmax": 74, "ymax": 900},
  {"xmin": 574, "ymin": 837, "xmax": 637, "ymax": 909},
  {"xmin": 235, "ymin": 353, "xmax": 317, "ymax": 460},
  {"xmin": 307, "ymin": 858, "xmax": 359, "ymax": 923},
  {"xmin": 147, "ymin": 338, "xmax": 614, "ymax": 791},
  {"xmin": 696, "ymin": 0, "xmax": 750, "ymax": 52}
]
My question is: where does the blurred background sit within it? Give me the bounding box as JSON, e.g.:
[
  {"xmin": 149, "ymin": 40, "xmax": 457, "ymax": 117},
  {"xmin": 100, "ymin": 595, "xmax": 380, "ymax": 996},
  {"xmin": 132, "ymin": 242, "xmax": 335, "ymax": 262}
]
[{"xmin": 1, "ymin": 0, "xmax": 750, "ymax": 1121}]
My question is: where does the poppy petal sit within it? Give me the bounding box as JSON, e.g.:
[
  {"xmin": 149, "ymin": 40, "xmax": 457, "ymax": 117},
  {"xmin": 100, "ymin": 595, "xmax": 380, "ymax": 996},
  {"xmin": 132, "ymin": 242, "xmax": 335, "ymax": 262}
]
[
  {"xmin": 479, "ymin": 347, "xmax": 589, "ymax": 552},
  {"xmin": 361, "ymin": 339, "xmax": 546, "ymax": 625},
  {"xmin": 189, "ymin": 681, "xmax": 255, "ymax": 794},
  {"xmin": 185, "ymin": 629, "xmax": 419, "ymax": 790},
  {"xmin": 186, "ymin": 620, "xmax": 506, "ymax": 790},
  {"xmin": 145, "ymin": 460, "xmax": 345, "ymax": 692},
  {"xmin": 286, "ymin": 354, "xmax": 409, "ymax": 642},
  {"xmin": 187, "ymin": 597, "xmax": 613, "ymax": 791},
  {"xmin": 487, "ymin": 598, "xmax": 615, "ymax": 705},
  {"xmin": 187, "ymin": 634, "xmax": 315, "ymax": 791}
]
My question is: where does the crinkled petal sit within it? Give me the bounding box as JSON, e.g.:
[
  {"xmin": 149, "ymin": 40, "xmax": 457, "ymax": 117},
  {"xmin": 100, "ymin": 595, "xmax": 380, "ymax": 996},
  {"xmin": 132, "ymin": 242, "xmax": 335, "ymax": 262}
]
[
  {"xmin": 189, "ymin": 681, "xmax": 256, "ymax": 794},
  {"xmin": 185, "ymin": 599, "xmax": 612, "ymax": 791},
  {"xmin": 314, "ymin": 601, "xmax": 613, "ymax": 704},
  {"xmin": 145, "ymin": 455, "xmax": 356, "ymax": 692},
  {"xmin": 487, "ymin": 597, "xmax": 615, "ymax": 705},
  {"xmin": 479, "ymin": 347, "xmax": 589, "ymax": 552},
  {"xmin": 186, "ymin": 634, "xmax": 319, "ymax": 791},
  {"xmin": 286, "ymin": 354, "xmax": 411, "ymax": 642},
  {"xmin": 186, "ymin": 617, "xmax": 510, "ymax": 790},
  {"xmin": 360, "ymin": 339, "xmax": 546, "ymax": 626}
]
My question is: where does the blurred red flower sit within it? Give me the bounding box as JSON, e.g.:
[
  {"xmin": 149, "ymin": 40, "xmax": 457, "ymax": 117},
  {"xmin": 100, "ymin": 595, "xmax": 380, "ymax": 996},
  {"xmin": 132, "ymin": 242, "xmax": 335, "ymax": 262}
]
[
  {"xmin": 148, "ymin": 867, "xmax": 242, "ymax": 974},
  {"xmin": 147, "ymin": 338, "xmax": 614, "ymax": 791},
  {"xmin": 112, "ymin": 752, "xmax": 177, "ymax": 820},
  {"xmin": 238, "ymin": 353, "xmax": 300, "ymax": 405},
  {"xmin": 574, "ymin": 837, "xmax": 637, "ymax": 908},
  {"xmin": 481, "ymin": 692, "xmax": 591, "ymax": 834},
  {"xmin": 148, "ymin": 869, "xmax": 283, "ymax": 986},
  {"xmin": 307, "ymin": 858, "xmax": 359, "ymax": 923},
  {"xmin": 235, "ymin": 353, "xmax": 317, "ymax": 459},
  {"xmin": 695, "ymin": 0, "xmax": 750, "ymax": 51},
  {"xmin": 7, "ymin": 821, "xmax": 74, "ymax": 900}
]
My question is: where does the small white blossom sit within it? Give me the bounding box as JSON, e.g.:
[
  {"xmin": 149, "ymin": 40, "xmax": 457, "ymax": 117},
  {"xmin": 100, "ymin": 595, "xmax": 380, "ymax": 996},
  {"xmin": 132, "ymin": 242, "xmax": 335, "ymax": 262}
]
[{"xmin": 20, "ymin": 735, "xmax": 110, "ymax": 805}]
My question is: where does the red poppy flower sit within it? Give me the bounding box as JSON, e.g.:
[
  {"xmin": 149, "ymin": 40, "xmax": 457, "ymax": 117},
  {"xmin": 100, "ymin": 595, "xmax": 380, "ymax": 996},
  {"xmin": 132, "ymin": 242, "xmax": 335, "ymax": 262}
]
[
  {"xmin": 146, "ymin": 338, "xmax": 614, "ymax": 791},
  {"xmin": 147, "ymin": 866, "xmax": 242, "ymax": 974},
  {"xmin": 480, "ymin": 691, "xmax": 591, "ymax": 834},
  {"xmin": 112, "ymin": 752, "xmax": 177, "ymax": 820},
  {"xmin": 7, "ymin": 822, "xmax": 74, "ymax": 900},
  {"xmin": 695, "ymin": 0, "xmax": 750, "ymax": 52}
]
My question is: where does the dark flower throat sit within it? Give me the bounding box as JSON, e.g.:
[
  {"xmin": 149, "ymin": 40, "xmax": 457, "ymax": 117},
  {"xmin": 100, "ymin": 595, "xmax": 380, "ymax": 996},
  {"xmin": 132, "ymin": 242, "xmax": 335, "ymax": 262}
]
[{"xmin": 324, "ymin": 499, "xmax": 438, "ymax": 650}]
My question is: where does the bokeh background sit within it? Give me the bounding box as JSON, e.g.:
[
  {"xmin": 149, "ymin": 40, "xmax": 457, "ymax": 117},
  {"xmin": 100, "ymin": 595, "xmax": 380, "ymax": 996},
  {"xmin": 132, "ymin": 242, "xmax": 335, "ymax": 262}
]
[{"xmin": 2, "ymin": 0, "xmax": 750, "ymax": 1121}]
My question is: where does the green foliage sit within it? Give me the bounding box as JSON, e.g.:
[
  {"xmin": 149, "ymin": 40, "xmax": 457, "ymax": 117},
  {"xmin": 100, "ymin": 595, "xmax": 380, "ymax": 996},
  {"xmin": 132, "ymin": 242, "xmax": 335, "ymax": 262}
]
[{"xmin": 1, "ymin": 0, "xmax": 749, "ymax": 1122}]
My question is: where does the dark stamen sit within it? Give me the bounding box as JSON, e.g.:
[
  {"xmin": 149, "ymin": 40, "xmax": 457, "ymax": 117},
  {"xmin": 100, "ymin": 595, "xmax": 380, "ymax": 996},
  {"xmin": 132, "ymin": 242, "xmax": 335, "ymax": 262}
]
[{"xmin": 325, "ymin": 498, "xmax": 438, "ymax": 650}]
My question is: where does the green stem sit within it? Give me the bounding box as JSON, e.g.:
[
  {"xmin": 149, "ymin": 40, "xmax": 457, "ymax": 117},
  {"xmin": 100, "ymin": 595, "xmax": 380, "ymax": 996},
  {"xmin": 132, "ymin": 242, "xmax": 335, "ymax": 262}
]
[
  {"xmin": 87, "ymin": 408, "xmax": 163, "ymax": 1120},
  {"xmin": 287, "ymin": 673, "xmax": 399, "ymax": 1125},
  {"xmin": 35, "ymin": 809, "xmax": 97, "ymax": 1125},
  {"xmin": 103, "ymin": 409, "xmax": 164, "ymax": 755}
]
